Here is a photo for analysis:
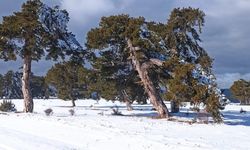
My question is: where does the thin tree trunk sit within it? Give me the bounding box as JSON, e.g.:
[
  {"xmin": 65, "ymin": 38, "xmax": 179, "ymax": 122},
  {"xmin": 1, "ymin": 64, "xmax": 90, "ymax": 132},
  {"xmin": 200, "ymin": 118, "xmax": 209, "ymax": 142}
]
[
  {"xmin": 122, "ymin": 90, "xmax": 133, "ymax": 111},
  {"xmin": 72, "ymin": 99, "xmax": 76, "ymax": 107},
  {"xmin": 171, "ymin": 100, "xmax": 179, "ymax": 113},
  {"xmin": 127, "ymin": 39, "xmax": 169, "ymax": 118},
  {"xmin": 22, "ymin": 55, "xmax": 33, "ymax": 113}
]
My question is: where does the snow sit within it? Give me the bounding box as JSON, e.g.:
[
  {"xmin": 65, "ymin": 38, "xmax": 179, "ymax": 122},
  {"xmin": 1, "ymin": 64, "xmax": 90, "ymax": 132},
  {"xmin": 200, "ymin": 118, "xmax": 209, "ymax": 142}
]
[{"xmin": 0, "ymin": 99, "xmax": 250, "ymax": 150}]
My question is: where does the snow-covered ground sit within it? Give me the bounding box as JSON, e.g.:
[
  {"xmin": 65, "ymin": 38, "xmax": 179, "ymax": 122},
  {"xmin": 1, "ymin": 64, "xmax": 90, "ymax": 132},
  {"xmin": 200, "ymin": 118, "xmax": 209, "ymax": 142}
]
[{"xmin": 0, "ymin": 99, "xmax": 250, "ymax": 150}]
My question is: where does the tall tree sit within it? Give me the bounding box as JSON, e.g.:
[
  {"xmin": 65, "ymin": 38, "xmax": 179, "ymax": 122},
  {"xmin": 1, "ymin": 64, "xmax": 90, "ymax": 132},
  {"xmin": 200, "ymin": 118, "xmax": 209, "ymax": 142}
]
[
  {"xmin": 0, "ymin": 0, "xmax": 82, "ymax": 112},
  {"xmin": 164, "ymin": 8, "xmax": 226, "ymax": 121},
  {"xmin": 86, "ymin": 8, "xmax": 224, "ymax": 121},
  {"xmin": 230, "ymin": 79, "xmax": 250, "ymax": 105},
  {"xmin": 45, "ymin": 61, "xmax": 89, "ymax": 107},
  {"xmin": 86, "ymin": 15, "xmax": 170, "ymax": 118}
]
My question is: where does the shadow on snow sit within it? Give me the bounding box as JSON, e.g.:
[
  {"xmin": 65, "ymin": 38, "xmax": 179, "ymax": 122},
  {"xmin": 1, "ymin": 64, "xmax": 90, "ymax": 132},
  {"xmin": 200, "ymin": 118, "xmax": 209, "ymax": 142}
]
[{"xmin": 222, "ymin": 110, "xmax": 250, "ymax": 126}]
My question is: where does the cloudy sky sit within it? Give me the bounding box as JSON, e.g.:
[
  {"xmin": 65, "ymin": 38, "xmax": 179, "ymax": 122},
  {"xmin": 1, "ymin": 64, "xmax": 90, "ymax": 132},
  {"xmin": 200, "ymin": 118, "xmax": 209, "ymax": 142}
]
[{"xmin": 0, "ymin": 0, "xmax": 250, "ymax": 88}]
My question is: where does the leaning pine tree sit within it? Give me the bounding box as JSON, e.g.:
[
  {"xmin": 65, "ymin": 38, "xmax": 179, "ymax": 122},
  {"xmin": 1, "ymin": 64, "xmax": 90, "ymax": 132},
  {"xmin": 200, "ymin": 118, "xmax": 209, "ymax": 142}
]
[
  {"xmin": 0, "ymin": 0, "xmax": 82, "ymax": 112},
  {"xmin": 86, "ymin": 15, "xmax": 170, "ymax": 118},
  {"xmin": 164, "ymin": 8, "xmax": 228, "ymax": 122},
  {"xmin": 86, "ymin": 8, "xmax": 226, "ymax": 121}
]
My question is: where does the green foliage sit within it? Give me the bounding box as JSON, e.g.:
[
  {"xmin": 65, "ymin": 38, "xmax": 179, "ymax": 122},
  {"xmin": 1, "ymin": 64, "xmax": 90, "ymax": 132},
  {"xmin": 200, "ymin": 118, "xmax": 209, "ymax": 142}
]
[
  {"xmin": 0, "ymin": 0, "xmax": 82, "ymax": 112},
  {"xmin": 230, "ymin": 79, "xmax": 250, "ymax": 105},
  {"xmin": 0, "ymin": 0, "xmax": 44, "ymax": 60},
  {"xmin": 0, "ymin": 100, "xmax": 16, "ymax": 112},
  {"xmin": 86, "ymin": 14, "xmax": 167, "ymax": 104},
  {"xmin": 205, "ymin": 92, "xmax": 223, "ymax": 123},
  {"xmin": 86, "ymin": 70, "xmax": 147, "ymax": 103},
  {"xmin": 2, "ymin": 71, "xmax": 22, "ymax": 99},
  {"xmin": 0, "ymin": 70, "xmax": 49, "ymax": 99},
  {"xmin": 166, "ymin": 7, "xmax": 206, "ymax": 59},
  {"xmin": 30, "ymin": 74, "xmax": 48, "ymax": 98},
  {"xmin": 164, "ymin": 57, "xmax": 223, "ymax": 122},
  {"xmin": 164, "ymin": 60, "xmax": 195, "ymax": 104},
  {"xmin": 45, "ymin": 61, "xmax": 90, "ymax": 103},
  {"xmin": 87, "ymin": 75, "xmax": 118, "ymax": 101},
  {"xmin": 0, "ymin": 0, "xmax": 82, "ymax": 61},
  {"xmin": 86, "ymin": 8, "xmax": 223, "ymax": 122},
  {"xmin": 163, "ymin": 8, "xmax": 223, "ymax": 122}
]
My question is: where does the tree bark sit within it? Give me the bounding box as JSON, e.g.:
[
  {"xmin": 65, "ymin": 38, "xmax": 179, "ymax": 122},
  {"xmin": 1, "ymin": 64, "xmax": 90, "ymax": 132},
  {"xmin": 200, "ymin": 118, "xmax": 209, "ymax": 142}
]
[
  {"xmin": 22, "ymin": 55, "xmax": 33, "ymax": 113},
  {"xmin": 170, "ymin": 100, "xmax": 179, "ymax": 113},
  {"xmin": 127, "ymin": 39, "xmax": 169, "ymax": 118},
  {"xmin": 122, "ymin": 90, "xmax": 133, "ymax": 111},
  {"xmin": 72, "ymin": 99, "xmax": 76, "ymax": 107}
]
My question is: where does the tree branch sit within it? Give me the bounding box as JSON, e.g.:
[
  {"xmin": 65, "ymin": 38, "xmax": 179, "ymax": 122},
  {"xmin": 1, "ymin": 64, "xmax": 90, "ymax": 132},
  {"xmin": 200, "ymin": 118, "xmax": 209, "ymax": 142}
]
[{"xmin": 149, "ymin": 58, "xmax": 163, "ymax": 66}]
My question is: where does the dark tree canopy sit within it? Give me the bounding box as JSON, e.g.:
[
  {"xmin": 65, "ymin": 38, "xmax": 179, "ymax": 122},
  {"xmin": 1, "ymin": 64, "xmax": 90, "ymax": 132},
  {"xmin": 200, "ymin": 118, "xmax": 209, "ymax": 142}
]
[
  {"xmin": 0, "ymin": 71, "xmax": 51, "ymax": 99},
  {"xmin": 2, "ymin": 71, "xmax": 22, "ymax": 99},
  {"xmin": 30, "ymin": 74, "xmax": 48, "ymax": 99},
  {"xmin": 0, "ymin": 0, "xmax": 83, "ymax": 61},
  {"xmin": 45, "ymin": 61, "xmax": 90, "ymax": 107}
]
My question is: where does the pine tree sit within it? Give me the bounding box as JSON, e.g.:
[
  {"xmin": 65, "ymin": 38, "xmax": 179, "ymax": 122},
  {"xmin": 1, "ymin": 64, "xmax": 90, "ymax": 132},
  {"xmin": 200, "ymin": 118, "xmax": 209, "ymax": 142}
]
[
  {"xmin": 86, "ymin": 8, "xmax": 224, "ymax": 121},
  {"xmin": 2, "ymin": 71, "xmax": 22, "ymax": 99},
  {"xmin": 86, "ymin": 15, "xmax": 170, "ymax": 118},
  {"xmin": 230, "ymin": 79, "xmax": 250, "ymax": 105},
  {"xmin": 164, "ymin": 8, "xmax": 225, "ymax": 122},
  {"xmin": 0, "ymin": 0, "xmax": 82, "ymax": 112},
  {"xmin": 45, "ymin": 61, "xmax": 89, "ymax": 107},
  {"xmin": 30, "ymin": 74, "xmax": 48, "ymax": 99}
]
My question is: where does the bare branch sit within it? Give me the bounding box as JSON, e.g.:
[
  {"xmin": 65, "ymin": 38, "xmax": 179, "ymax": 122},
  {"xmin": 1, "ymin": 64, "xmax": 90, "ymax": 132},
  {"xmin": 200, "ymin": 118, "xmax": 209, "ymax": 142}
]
[
  {"xmin": 134, "ymin": 47, "xmax": 141, "ymax": 51},
  {"xmin": 149, "ymin": 58, "xmax": 163, "ymax": 66}
]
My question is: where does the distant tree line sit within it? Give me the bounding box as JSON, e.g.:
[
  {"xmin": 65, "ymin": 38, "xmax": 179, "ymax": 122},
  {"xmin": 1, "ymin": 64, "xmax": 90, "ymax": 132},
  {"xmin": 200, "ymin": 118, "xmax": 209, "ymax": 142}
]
[
  {"xmin": 0, "ymin": 68, "xmax": 95, "ymax": 101},
  {"xmin": 0, "ymin": 70, "xmax": 53, "ymax": 99}
]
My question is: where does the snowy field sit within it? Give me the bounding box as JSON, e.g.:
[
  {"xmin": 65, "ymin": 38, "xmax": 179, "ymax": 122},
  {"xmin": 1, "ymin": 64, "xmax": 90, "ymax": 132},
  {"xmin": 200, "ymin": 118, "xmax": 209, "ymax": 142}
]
[{"xmin": 0, "ymin": 99, "xmax": 250, "ymax": 150}]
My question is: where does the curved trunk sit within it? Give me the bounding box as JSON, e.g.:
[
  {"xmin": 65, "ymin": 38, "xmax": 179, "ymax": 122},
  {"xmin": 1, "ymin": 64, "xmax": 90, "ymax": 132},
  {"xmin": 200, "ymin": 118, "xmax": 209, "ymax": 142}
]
[
  {"xmin": 22, "ymin": 55, "xmax": 33, "ymax": 113},
  {"xmin": 127, "ymin": 39, "xmax": 169, "ymax": 118}
]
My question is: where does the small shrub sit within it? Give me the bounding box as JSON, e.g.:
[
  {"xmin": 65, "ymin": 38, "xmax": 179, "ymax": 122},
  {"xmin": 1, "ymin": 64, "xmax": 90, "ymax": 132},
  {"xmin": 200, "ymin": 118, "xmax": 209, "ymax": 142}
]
[
  {"xmin": 44, "ymin": 108, "xmax": 53, "ymax": 116},
  {"xmin": 190, "ymin": 106, "xmax": 200, "ymax": 112},
  {"xmin": 111, "ymin": 105, "xmax": 123, "ymax": 116},
  {"xmin": 0, "ymin": 100, "xmax": 16, "ymax": 112},
  {"xmin": 98, "ymin": 111, "xmax": 104, "ymax": 116},
  {"xmin": 240, "ymin": 108, "xmax": 247, "ymax": 114},
  {"xmin": 69, "ymin": 109, "xmax": 75, "ymax": 116}
]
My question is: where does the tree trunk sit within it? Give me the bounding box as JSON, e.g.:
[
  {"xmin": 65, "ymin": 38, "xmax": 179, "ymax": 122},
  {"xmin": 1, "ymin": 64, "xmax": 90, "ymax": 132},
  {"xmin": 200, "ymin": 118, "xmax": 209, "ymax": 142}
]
[
  {"xmin": 171, "ymin": 100, "xmax": 179, "ymax": 113},
  {"xmin": 72, "ymin": 99, "xmax": 76, "ymax": 107},
  {"xmin": 122, "ymin": 90, "xmax": 133, "ymax": 111},
  {"xmin": 127, "ymin": 39, "xmax": 169, "ymax": 118},
  {"xmin": 22, "ymin": 55, "xmax": 33, "ymax": 113}
]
